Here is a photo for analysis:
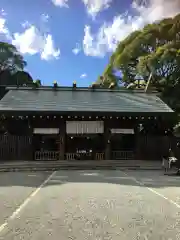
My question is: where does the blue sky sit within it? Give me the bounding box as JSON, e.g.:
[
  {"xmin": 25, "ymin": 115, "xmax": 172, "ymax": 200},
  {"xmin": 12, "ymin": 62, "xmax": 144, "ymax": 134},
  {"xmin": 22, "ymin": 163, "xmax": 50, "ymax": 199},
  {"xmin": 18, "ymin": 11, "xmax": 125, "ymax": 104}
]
[{"xmin": 0, "ymin": 0, "xmax": 179, "ymax": 86}]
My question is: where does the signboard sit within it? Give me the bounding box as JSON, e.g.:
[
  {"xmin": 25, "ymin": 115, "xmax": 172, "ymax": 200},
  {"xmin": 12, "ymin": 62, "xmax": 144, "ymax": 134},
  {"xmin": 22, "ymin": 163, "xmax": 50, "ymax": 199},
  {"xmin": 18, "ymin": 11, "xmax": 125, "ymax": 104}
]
[
  {"xmin": 111, "ymin": 128, "xmax": 134, "ymax": 134},
  {"xmin": 66, "ymin": 121, "xmax": 104, "ymax": 134},
  {"xmin": 33, "ymin": 128, "xmax": 59, "ymax": 134}
]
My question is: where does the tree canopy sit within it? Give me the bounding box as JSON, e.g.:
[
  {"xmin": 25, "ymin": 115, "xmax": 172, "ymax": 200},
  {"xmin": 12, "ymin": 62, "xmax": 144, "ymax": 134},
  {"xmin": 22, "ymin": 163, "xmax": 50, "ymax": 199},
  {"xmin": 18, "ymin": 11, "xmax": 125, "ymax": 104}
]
[
  {"xmin": 99, "ymin": 13, "xmax": 180, "ymax": 111},
  {"xmin": 0, "ymin": 41, "xmax": 43, "ymax": 103},
  {"xmin": 0, "ymin": 42, "xmax": 43, "ymax": 88},
  {"xmin": 0, "ymin": 42, "xmax": 31, "ymax": 87},
  {"xmin": 0, "ymin": 42, "xmax": 26, "ymax": 74}
]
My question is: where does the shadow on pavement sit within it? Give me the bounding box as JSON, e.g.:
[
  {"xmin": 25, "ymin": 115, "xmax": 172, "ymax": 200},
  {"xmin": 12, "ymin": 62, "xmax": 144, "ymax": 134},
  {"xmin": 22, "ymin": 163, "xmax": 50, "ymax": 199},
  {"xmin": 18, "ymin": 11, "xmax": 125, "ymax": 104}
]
[{"xmin": 0, "ymin": 170, "xmax": 179, "ymax": 189}]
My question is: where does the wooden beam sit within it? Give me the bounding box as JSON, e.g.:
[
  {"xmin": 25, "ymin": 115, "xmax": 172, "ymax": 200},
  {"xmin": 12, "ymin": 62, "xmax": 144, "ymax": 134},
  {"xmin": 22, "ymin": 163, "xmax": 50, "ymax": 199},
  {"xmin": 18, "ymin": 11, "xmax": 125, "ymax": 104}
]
[{"xmin": 145, "ymin": 72, "xmax": 152, "ymax": 93}]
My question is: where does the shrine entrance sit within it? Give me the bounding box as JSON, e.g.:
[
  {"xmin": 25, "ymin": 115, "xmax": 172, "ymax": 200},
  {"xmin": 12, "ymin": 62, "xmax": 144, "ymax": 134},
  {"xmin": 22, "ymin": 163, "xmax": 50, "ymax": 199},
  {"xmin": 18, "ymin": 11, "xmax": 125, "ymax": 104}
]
[
  {"xmin": 65, "ymin": 120, "xmax": 105, "ymax": 160},
  {"xmin": 65, "ymin": 134, "xmax": 105, "ymax": 160},
  {"xmin": 110, "ymin": 128, "xmax": 136, "ymax": 160},
  {"xmin": 32, "ymin": 128, "xmax": 60, "ymax": 160}
]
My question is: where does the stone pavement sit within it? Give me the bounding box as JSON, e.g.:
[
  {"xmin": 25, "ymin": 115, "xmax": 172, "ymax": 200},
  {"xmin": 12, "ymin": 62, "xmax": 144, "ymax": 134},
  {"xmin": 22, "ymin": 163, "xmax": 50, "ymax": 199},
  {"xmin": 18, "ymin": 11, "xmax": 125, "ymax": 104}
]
[
  {"xmin": 0, "ymin": 160, "xmax": 162, "ymax": 171},
  {"xmin": 0, "ymin": 170, "xmax": 179, "ymax": 239}
]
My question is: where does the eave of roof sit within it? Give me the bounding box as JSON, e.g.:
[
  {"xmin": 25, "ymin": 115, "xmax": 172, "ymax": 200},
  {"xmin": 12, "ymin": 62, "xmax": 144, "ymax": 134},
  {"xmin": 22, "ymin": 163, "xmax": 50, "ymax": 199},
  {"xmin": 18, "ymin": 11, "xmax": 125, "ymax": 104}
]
[{"xmin": 0, "ymin": 87, "xmax": 174, "ymax": 114}]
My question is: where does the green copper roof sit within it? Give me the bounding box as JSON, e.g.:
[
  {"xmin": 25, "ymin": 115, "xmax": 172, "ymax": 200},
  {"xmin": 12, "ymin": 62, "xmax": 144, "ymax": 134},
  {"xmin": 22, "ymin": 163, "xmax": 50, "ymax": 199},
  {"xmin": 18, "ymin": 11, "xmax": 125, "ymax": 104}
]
[{"xmin": 0, "ymin": 88, "xmax": 173, "ymax": 113}]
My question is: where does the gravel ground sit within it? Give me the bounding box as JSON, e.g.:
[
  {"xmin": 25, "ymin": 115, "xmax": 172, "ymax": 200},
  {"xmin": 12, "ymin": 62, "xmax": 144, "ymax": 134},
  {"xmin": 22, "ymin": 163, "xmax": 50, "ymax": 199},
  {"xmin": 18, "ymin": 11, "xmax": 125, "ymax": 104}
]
[
  {"xmin": 0, "ymin": 171, "xmax": 51, "ymax": 227},
  {"xmin": 124, "ymin": 170, "xmax": 180, "ymax": 206},
  {"xmin": 0, "ymin": 170, "xmax": 180, "ymax": 240}
]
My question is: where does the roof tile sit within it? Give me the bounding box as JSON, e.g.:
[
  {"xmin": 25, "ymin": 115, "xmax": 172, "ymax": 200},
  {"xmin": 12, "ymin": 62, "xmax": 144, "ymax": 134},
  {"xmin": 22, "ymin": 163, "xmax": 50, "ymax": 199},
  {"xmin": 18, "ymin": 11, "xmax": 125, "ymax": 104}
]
[{"xmin": 0, "ymin": 89, "xmax": 173, "ymax": 113}]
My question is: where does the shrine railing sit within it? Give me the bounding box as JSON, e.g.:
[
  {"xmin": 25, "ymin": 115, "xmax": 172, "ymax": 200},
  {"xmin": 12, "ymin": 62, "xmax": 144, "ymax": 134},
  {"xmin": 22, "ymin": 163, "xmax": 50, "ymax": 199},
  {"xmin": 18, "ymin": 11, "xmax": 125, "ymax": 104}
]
[
  {"xmin": 65, "ymin": 153, "xmax": 92, "ymax": 160},
  {"xmin": 96, "ymin": 152, "xmax": 104, "ymax": 160},
  {"xmin": 66, "ymin": 153, "xmax": 76, "ymax": 160},
  {"xmin": 35, "ymin": 151, "xmax": 60, "ymax": 161},
  {"xmin": 65, "ymin": 152, "xmax": 105, "ymax": 160},
  {"xmin": 112, "ymin": 151, "xmax": 134, "ymax": 160}
]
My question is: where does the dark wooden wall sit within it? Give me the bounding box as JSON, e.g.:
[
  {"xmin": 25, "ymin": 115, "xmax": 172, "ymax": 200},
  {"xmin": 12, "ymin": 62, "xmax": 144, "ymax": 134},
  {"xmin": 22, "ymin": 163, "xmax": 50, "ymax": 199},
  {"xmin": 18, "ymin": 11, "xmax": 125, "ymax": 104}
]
[{"xmin": 0, "ymin": 115, "xmax": 176, "ymax": 161}]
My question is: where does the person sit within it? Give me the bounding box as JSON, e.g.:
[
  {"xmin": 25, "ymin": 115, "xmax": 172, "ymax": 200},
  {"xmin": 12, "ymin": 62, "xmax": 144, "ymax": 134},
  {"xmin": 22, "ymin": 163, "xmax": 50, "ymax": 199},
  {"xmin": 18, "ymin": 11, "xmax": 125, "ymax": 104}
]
[
  {"xmin": 168, "ymin": 148, "xmax": 178, "ymax": 169},
  {"xmin": 162, "ymin": 148, "xmax": 173, "ymax": 174},
  {"xmin": 162, "ymin": 155, "xmax": 169, "ymax": 174}
]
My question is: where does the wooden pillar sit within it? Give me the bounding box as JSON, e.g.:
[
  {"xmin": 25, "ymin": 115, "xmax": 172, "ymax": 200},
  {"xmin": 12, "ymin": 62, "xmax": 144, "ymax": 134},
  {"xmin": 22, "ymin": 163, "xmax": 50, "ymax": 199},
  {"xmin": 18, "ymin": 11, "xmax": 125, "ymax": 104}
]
[
  {"xmin": 28, "ymin": 120, "xmax": 34, "ymax": 161},
  {"xmin": 104, "ymin": 126, "xmax": 111, "ymax": 160},
  {"xmin": 134, "ymin": 124, "xmax": 139, "ymax": 159},
  {"xmin": 59, "ymin": 120, "xmax": 66, "ymax": 160},
  {"xmin": 134, "ymin": 122, "xmax": 144, "ymax": 160}
]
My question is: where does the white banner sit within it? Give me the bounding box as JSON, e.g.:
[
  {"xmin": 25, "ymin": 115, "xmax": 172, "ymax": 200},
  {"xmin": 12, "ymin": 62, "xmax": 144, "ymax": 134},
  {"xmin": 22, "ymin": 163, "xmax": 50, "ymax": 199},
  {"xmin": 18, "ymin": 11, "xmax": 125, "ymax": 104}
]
[
  {"xmin": 66, "ymin": 121, "xmax": 104, "ymax": 134},
  {"xmin": 111, "ymin": 128, "xmax": 134, "ymax": 134},
  {"xmin": 33, "ymin": 128, "xmax": 59, "ymax": 134}
]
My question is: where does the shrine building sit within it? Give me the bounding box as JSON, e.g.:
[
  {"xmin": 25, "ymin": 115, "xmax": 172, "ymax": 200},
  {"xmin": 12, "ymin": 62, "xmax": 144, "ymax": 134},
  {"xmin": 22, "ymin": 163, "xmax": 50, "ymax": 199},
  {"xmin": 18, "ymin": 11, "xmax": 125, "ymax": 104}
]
[{"xmin": 0, "ymin": 85, "xmax": 175, "ymax": 161}]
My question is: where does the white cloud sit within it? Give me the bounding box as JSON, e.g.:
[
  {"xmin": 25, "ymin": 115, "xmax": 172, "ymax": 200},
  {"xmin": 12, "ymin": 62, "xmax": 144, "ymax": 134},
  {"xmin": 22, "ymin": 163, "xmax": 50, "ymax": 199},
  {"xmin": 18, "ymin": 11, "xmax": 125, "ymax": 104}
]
[
  {"xmin": 0, "ymin": 9, "xmax": 6, "ymax": 16},
  {"xmin": 82, "ymin": 0, "xmax": 112, "ymax": 19},
  {"xmin": 72, "ymin": 48, "xmax": 80, "ymax": 55},
  {"xmin": 72, "ymin": 43, "xmax": 81, "ymax": 55},
  {"xmin": 41, "ymin": 13, "xmax": 50, "ymax": 23},
  {"xmin": 83, "ymin": 0, "xmax": 180, "ymax": 57},
  {"xmin": 0, "ymin": 11, "xmax": 59, "ymax": 61},
  {"xmin": 0, "ymin": 13, "xmax": 11, "ymax": 40},
  {"xmin": 21, "ymin": 20, "xmax": 31, "ymax": 29},
  {"xmin": 12, "ymin": 25, "xmax": 60, "ymax": 60},
  {"xmin": 80, "ymin": 73, "xmax": 87, "ymax": 78},
  {"xmin": 0, "ymin": 17, "xmax": 7, "ymax": 34},
  {"xmin": 52, "ymin": 0, "xmax": 68, "ymax": 7},
  {"xmin": 41, "ymin": 35, "xmax": 60, "ymax": 60},
  {"xmin": 83, "ymin": 25, "xmax": 109, "ymax": 57}
]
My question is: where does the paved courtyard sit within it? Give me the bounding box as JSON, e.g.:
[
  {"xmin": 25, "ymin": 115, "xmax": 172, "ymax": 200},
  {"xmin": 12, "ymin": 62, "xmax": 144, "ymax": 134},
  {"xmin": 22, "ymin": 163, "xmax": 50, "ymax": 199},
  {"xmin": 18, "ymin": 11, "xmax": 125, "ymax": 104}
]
[{"xmin": 0, "ymin": 170, "xmax": 180, "ymax": 239}]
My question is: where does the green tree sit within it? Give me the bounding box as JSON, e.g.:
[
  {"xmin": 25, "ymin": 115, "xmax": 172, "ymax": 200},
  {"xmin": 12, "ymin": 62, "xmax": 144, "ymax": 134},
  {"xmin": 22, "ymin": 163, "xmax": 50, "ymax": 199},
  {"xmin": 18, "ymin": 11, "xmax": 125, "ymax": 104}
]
[
  {"xmin": 101, "ymin": 13, "xmax": 180, "ymax": 110},
  {"xmin": 35, "ymin": 79, "xmax": 42, "ymax": 86},
  {"xmin": 12, "ymin": 71, "xmax": 34, "ymax": 86},
  {"xmin": 96, "ymin": 65, "xmax": 125, "ymax": 88},
  {"xmin": 0, "ymin": 42, "xmax": 36, "ymax": 88},
  {"xmin": 0, "ymin": 42, "xmax": 26, "ymax": 74},
  {"xmin": 0, "ymin": 42, "xmax": 38, "ymax": 104},
  {"xmin": 96, "ymin": 65, "xmax": 118, "ymax": 87}
]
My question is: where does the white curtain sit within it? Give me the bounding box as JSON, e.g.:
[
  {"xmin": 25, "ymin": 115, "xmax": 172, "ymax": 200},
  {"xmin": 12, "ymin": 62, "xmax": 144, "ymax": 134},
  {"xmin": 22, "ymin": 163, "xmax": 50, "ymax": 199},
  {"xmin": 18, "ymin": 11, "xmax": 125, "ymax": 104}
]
[
  {"xmin": 66, "ymin": 121, "xmax": 104, "ymax": 134},
  {"xmin": 111, "ymin": 129, "xmax": 134, "ymax": 134},
  {"xmin": 33, "ymin": 128, "xmax": 59, "ymax": 134}
]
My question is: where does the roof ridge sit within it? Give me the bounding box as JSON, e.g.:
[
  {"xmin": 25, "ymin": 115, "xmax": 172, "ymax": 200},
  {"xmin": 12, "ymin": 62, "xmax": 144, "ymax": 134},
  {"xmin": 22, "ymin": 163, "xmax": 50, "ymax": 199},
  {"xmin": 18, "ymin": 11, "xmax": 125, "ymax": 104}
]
[{"xmin": 5, "ymin": 86, "xmax": 158, "ymax": 94}]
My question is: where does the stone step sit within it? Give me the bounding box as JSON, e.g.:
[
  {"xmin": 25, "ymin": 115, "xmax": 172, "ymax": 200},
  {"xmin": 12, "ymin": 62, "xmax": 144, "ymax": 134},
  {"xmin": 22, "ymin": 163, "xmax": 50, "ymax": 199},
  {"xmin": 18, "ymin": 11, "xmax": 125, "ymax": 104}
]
[
  {"xmin": 0, "ymin": 167, "xmax": 162, "ymax": 172},
  {"xmin": 0, "ymin": 165, "xmax": 162, "ymax": 172},
  {"xmin": 0, "ymin": 160, "xmax": 162, "ymax": 172},
  {"xmin": 0, "ymin": 160, "xmax": 162, "ymax": 166},
  {"xmin": 0, "ymin": 164, "xmax": 161, "ymax": 169}
]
